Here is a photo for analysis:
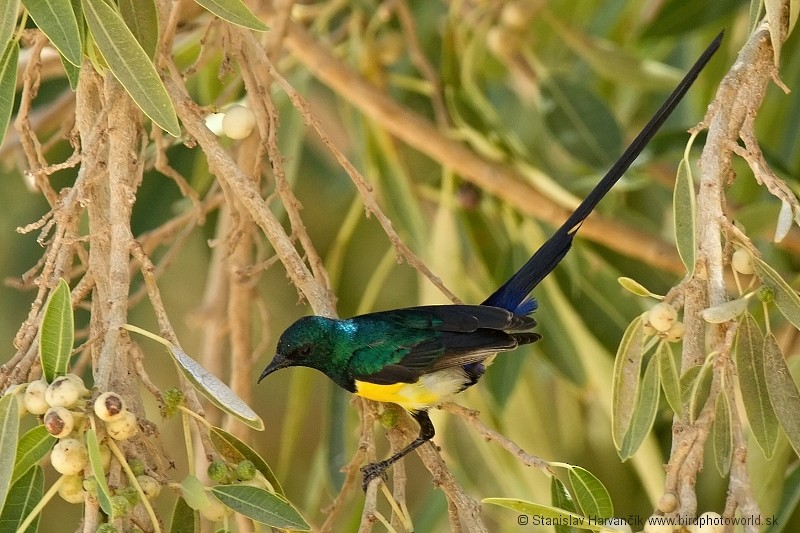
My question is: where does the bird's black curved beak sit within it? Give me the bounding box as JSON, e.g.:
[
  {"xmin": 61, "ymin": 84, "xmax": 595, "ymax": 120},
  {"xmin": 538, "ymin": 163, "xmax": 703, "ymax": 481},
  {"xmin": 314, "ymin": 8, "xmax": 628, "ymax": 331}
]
[{"xmin": 258, "ymin": 356, "xmax": 290, "ymax": 383}]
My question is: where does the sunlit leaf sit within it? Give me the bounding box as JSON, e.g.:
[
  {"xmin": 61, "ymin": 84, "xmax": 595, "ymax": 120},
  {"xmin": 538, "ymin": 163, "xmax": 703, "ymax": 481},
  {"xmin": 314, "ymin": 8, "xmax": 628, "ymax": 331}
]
[
  {"xmin": 702, "ymin": 297, "xmax": 750, "ymax": 323},
  {"xmin": 210, "ymin": 485, "xmax": 309, "ymax": 530},
  {"xmin": 22, "ymin": 0, "xmax": 82, "ymax": 65},
  {"xmin": 0, "ymin": 41, "xmax": 18, "ymax": 148},
  {"xmin": 482, "ymin": 498, "xmax": 610, "ymax": 532},
  {"xmin": 612, "ymin": 315, "xmax": 645, "ymax": 451},
  {"xmin": 192, "ymin": 0, "xmax": 268, "ymax": 31},
  {"xmin": 82, "ymin": 0, "xmax": 180, "ymax": 135},
  {"xmin": 12, "ymin": 425, "xmax": 55, "ymax": 485},
  {"xmin": 752, "ymin": 255, "xmax": 800, "ymax": 331},
  {"xmin": 657, "ymin": 341, "xmax": 682, "ymax": 414},
  {"xmin": 0, "ymin": 465, "xmax": 43, "ymax": 533},
  {"xmin": 618, "ymin": 277, "xmax": 659, "ymax": 298},
  {"xmin": 39, "ymin": 278, "xmax": 74, "ymax": 382},
  {"xmin": 735, "ymin": 313, "xmax": 779, "ymax": 458},
  {"xmin": 567, "ymin": 466, "xmax": 613, "ymax": 518},
  {"xmin": 764, "ymin": 333, "xmax": 800, "ymax": 457},
  {"xmin": 209, "ymin": 426, "xmax": 283, "ymax": 496},
  {"xmin": 86, "ymin": 428, "xmax": 113, "ymax": 515},
  {"xmin": 619, "ymin": 356, "xmax": 659, "ymax": 460},
  {"xmin": 774, "ymin": 199, "xmax": 794, "ymax": 242},
  {"xmin": 0, "ymin": 394, "xmax": 21, "ymax": 512},
  {"xmin": 674, "ymin": 158, "xmax": 696, "ymax": 273},
  {"xmin": 0, "ymin": 0, "xmax": 19, "ymax": 52},
  {"xmin": 713, "ymin": 392, "xmax": 732, "ymax": 476}
]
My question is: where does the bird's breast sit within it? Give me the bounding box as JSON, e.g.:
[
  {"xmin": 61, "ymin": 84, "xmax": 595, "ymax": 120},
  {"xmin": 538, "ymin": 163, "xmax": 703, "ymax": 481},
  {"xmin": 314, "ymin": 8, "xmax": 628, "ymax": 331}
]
[{"xmin": 354, "ymin": 368, "xmax": 471, "ymax": 411}]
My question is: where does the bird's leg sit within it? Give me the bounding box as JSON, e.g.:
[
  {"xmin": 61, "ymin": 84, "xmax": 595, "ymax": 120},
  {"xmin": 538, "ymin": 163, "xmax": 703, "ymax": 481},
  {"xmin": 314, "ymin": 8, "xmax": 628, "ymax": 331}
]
[{"xmin": 361, "ymin": 410, "xmax": 435, "ymax": 491}]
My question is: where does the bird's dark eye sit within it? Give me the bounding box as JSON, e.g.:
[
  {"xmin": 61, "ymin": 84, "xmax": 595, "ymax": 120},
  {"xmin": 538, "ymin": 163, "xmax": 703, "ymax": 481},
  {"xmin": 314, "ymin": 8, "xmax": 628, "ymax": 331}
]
[{"xmin": 291, "ymin": 345, "xmax": 312, "ymax": 359}]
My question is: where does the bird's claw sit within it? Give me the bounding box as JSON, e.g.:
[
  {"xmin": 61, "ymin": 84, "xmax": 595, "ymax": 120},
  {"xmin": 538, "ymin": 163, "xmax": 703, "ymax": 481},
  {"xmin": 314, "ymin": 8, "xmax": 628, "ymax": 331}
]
[{"xmin": 360, "ymin": 462, "xmax": 389, "ymax": 492}]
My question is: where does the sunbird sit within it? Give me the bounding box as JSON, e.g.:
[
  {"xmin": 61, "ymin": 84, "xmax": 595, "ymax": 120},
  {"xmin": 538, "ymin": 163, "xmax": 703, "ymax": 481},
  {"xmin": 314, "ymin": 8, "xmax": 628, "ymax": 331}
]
[{"xmin": 260, "ymin": 32, "xmax": 723, "ymax": 489}]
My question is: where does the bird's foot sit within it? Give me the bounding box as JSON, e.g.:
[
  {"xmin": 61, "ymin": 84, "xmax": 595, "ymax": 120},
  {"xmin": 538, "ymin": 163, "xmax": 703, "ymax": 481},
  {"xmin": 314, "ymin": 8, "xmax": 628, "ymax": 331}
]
[{"xmin": 360, "ymin": 461, "xmax": 389, "ymax": 491}]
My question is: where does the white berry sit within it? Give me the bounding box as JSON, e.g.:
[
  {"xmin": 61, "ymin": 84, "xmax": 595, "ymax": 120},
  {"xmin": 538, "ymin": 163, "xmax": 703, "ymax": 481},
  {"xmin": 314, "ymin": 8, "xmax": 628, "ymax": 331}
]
[
  {"xmin": 731, "ymin": 249, "xmax": 755, "ymax": 275},
  {"xmin": 94, "ymin": 392, "xmax": 127, "ymax": 422},
  {"xmin": 657, "ymin": 492, "xmax": 678, "ymax": 513},
  {"xmin": 222, "ymin": 105, "xmax": 256, "ymax": 140},
  {"xmin": 44, "ymin": 406, "xmax": 75, "ymax": 438},
  {"xmin": 692, "ymin": 512, "xmax": 724, "ymax": 533},
  {"xmin": 106, "ymin": 410, "xmax": 138, "ymax": 440},
  {"xmin": 51, "ymin": 438, "xmax": 88, "ymax": 475},
  {"xmin": 63, "ymin": 374, "xmax": 90, "ymax": 397},
  {"xmin": 665, "ymin": 321, "xmax": 685, "ymax": 343},
  {"xmin": 58, "ymin": 474, "xmax": 87, "ymax": 504},
  {"xmin": 137, "ymin": 475, "xmax": 161, "ymax": 500},
  {"xmin": 45, "ymin": 376, "xmax": 81, "ymax": 408},
  {"xmin": 647, "ymin": 303, "xmax": 678, "ymax": 333},
  {"xmin": 24, "ymin": 380, "xmax": 50, "ymax": 415}
]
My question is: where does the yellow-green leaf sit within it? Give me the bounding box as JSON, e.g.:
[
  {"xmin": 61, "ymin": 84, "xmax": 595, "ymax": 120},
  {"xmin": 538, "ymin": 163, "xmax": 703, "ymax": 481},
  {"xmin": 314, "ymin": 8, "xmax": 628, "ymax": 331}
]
[
  {"xmin": 713, "ymin": 392, "xmax": 732, "ymax": 477},
  {"xmin": 39, "ymin": 279, "xmax": 74, "ymax": 382},
  {"xmin": 85, "ymin": 428, "xmax": 114, "ymax": 515},
  {"xmin": 0, "ymin": 465, "xmax": 43, "ymax": 533},
  {"xmin": 567, "ymin": 466, "xmax": 613, "ymax": 518},
  {"xmin": 0, "ymin": 0, "xmax": 19, "ymax": 52},
  {"xmin": 0, "ymin": 42, "xmax": 19, "ymax": 150},
  {"xmin": 764, "ymin": 333, "xmax": 800, "ymax": 458},
  {"xmin": 674, "ymin": 157, "xmax": 696, "ymax": 274},
  {"xmin": 22, "ymin": 0, "xmax": 82, "ymax": 65},
  {"xmin": 210, "ymin": 485, "xmax": 309, "ymax": 531},
  {"xmin": 192, "ymin": 0, "xmax": 268, "ymax": 31},
  {"xmin": 12, "ymin": 425, "xmax": 55, "ymax": 485},
  {"xmin": 752, "ymin": 255, "xmax": 800, "ymax": 331},
  {"xmin": 618, "ymin": 277, "xmax": 659, "ymax": 298},
  {"xmin": 657, "ymin": 341, "xmax": 682, "ymax": 414},
  {"xmin": 619, "ymin": 355, "xmax": 659, "ymax": 460},
  {"xmin": 0, "ymin": 394, "xmax": 21, "ymax": 512},
  {"xmin": 82, "ymin": 0, "xmax": 180, "ymax": 135},
  {"xmin": 482, "ymin": 498, "xmax": 610, "ymax": 532},
  {"xmin": 612, "ymin": 315, "xmax": 645, "ymax": 450},
  {"xmin": 209, "ymin": 426, "xmax": 283, "ymax": 496},
  {"xmin": 735, "ymin": 313, "xmax": 779, "ymax": 458}
]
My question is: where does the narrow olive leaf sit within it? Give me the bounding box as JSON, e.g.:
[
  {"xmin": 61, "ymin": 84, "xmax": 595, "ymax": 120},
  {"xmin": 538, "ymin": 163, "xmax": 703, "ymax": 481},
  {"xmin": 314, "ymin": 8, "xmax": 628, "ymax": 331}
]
[
  {"xmin": 735, "ymin": 313, "xmax": 779, "ymax": 458},
  {"xmin": 85, "ymin": 428, "xmax": 114, "ymax": 515},
  {"xmin": 752, "ymin": 255, "xmax": 800, "ymax": 331},
  {"xmin": 764, "ymin": 333, "xmax": 800, "ymax": 457},
  {"xmin": 482, "ymin": 499, "xmax": 609, "ymax": 532},
  {"xmin": 702, "ymin": 297, "xmax": 750, "ymax": 323},
  {"xmin": 618, "ymin": 277, "xmax": 658, "ymax": 298},
  {"xmin": 209, "ymin": 426, "xmax": 283, "ymax": 496},
  {"xmin": 713, "ymin": 392, "xmax": 732, "ymax": 477},
  {"xmin": 170, "ymin": 497, "xmax": 199, "ymax": 533},
  {"xmin": 82, "ymin": 0, "xmax": 180, "ymax": 136},
  {"xmin": 210, "ymin": 485, "xmax": 309, "ymax": 531},
  {"xmin": 0, "ymin": 465, "xmax": 43, "ymax": 533},
  {"xmin": 170, "ymin": 345, "xmax": 264, "ymax": 430},
  {"xmin": 657, "ymin": 341, "xmax": 682, "ymax": 414},
  {"xmin": 192, "ymin": 0, "xmax": 268, "ymax": 31},
  {"xmin": 0, "ymin": 0, "xmax": 19, "ymax": 51},
  {"xmin": 620, "ymin": 356, "xmax": 660, "ymax": 460},
  {"xmin": 0, "ymin": 41, "xmax": 19, "ymax": 148},
  {"xmin": 39, "ymin": 278, "xmax": 74, "ymax": 382},
  {"xmin": 612, "ymin": 315, "xmax": 645, "ymax": 451},
  {"xmin": 119, "ymin": 0, "xmax": 158, "ymax": 59},
  {"xmin": 775, "ymin": 199, "xmax": 794, "ymax": 242},
  {"xmin": 0, "ymin": 394, "xmax": 21, "ymax": 512},
  {"xmin": 680, "ymin": 365, "xmax": 702, "ymax": 405},
  {"xmin": 21, "ymin": 0, "xmax": 82, "ymax": 66},
  {"xmin": 12, "ymin": 425, "xmax": 56, "ymax": 485},
  {"xmin": 687, "ymin": 362, "xmax": 713, "ymax": 423},
  {"xmin": 567, "ymin": 466, "xmax": 613, "ymax": 518},
  {"xmin": 674, "ymin": 157, "xmax": 697, "ymax": 274},
  {"xmin": 550, "ymin": 477, "xmax": 578, "ymax": 533}
]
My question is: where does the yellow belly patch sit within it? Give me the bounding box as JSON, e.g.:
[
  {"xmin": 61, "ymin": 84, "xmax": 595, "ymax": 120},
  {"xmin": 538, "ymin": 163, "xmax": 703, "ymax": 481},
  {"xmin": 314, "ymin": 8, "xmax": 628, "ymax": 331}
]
[{"xmin": 354, "ymin": 369, "xmax": 467, "ymax": 411}]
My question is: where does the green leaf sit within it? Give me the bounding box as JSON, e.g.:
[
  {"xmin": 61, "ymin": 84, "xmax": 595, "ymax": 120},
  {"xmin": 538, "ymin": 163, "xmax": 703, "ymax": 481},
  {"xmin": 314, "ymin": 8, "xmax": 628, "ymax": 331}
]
[
  {"xmin": 0, "ymin": 0, "xmax": 19, "ymax": 52},
  {"xmin": 209, "ymin": 425, "xmax": 283, "ymax": 496},
  {"xmin": 39, "ymin": 278, "xmax": 74, "ymax": 382},
  {"xmin": 713, "ymin": 392, "xmax": 732, "ymax": 477},
  {"xmin": 0, "ymin": 394, "xmax": 21, "ymax": 513},
  {"xmin": 752, "ymin": 255, "xmax": 800, "ymax": 331},
  {"xmin": 192, "ymin": 0, "xmax": 268, "ymax": 31},
  {"xmin": 119, "ymin": 0, "xmax": 158, "ymax": 59},
  {"xmin": 0, "ymin": 465, "xmax": 43, "ymax": 533},
  {"xmin": 550, "ymin": 477, "xmax": 578, "ymax": 533},
  {"xmin": 657, "ymin": 341, "xmax": 682, "ymax": 414},
  {"xmin": 169, "ymin": 345, "xmax": 264, "ymax": 430},
  {"xmin": 0, "ymin": 41, "xmax": 19, "ymax": 148},
  {"xmin": 612, "ymin": 315, "xmax": 645, "ymax": 451},
  {"xmin": 85, "ymin": 428, "xmax": 113, "ymax": 515},
  {"xmin": 82, "ymin": 0, "xmax": 180, "ymax": 136},
  {"xmin": 541, "ymin": 76, "xmax": 622, "ymax": 168},
  {"xmin": 687, "ymin": 362, "xmax": 713, "ymax": 423},
  {"xmin": 482, "ymin": 498, "xmax": 610, "ymax": 532},
  {"xmin": 735, "ymin": 313, "xmax": 779, "ymax": 458},
  {"xmin": 170, "ymin": 497, "xmax": 199, "ymax": 533},
  {"xmin": 674, "ymin": 155, "xmax": 697, "ymax": 274},
  {"xmin": 22, "ymin": 0, "xmax": 82, "ymax": 66},
  {"xmin": 764, "ymin": 333, "xmax": 800, "ymax": 458},
  {"xmin": 567, "ymin": 466, "xmax": 613, "ymax": 518},
  {"xmin": 12, "ymin": 425, "xmax": 56, "ymax": 485},
  {"xmin": 180, "ymin": 474, "xmax": 211, "ymax": 511},
  {"xmin": 619, "ymin": 355, "xmax": 660, "ymax": 460},
  {"xmin": 702, "ymin": 297, "xmax": 750, "ymax": 323},
  {"xmin": 617, "ymin": 277, "xmax": 659, "ymax": 298},
  {"xmin": 210, "ymin": 484, "xmax": 309, "ymax": 531}
]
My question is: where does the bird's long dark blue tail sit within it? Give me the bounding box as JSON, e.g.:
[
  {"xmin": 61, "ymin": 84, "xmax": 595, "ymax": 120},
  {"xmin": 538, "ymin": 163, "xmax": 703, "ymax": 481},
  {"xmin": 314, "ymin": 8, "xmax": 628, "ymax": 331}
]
[{"xmin": 482, "ymin": 32, "xmax": 723, "ymax": 315}]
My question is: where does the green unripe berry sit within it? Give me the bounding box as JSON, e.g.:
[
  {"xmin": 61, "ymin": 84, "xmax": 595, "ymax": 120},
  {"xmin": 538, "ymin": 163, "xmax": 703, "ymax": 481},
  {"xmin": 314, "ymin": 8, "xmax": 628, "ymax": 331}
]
[
  {"xmin": 207, "ymin": 459, "xmax": 230, "ymax": 483},
  {"xmin": 95, "ymin": 524, "xmax": 119, "ymax": 533},
  {"xmin": 119, "ymin": 485, "xmax": 140, "ymax": 506},
  {"xmin": 235, "ymin": 460, "xmax": 256, "ymax": 481},
  {"xmin": 161, "ymin": 388, "xmax": 184, "ymax": 418},
  {"xmin": 128, "ymin": 458, "xmax": 146, "ymax": 477},
  {"xmin": 379, "ymin": 408, "xmax": 399, "ymax": 428},
  {"xmin": 110, "ymin": 494, "xmax": 130, "ymax": 518},
  {"xmin": 759, "ymin": 285, "xmax": 775, "ymax": 303}
]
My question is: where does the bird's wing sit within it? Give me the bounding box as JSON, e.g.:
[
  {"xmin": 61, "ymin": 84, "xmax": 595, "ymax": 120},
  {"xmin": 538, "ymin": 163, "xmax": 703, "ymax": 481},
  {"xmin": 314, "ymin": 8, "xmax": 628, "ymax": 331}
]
[{"xmin": 349, "ymin": 305, "xmax": 539, "ymax": 384}]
